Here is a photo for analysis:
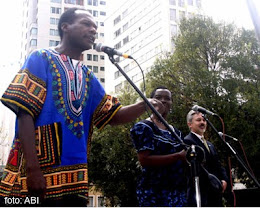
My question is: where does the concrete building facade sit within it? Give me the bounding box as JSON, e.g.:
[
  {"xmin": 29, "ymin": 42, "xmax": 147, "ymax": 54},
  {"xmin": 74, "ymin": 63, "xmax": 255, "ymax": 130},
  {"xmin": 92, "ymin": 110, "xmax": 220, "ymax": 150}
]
[{"xmin": 104, "ymin": 0, "xmax": 202, "ymax": 93}]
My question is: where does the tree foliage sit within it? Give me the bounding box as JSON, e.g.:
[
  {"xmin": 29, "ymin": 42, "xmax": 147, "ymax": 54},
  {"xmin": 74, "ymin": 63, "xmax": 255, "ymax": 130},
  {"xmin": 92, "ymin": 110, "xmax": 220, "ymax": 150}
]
[
  {"xmin": 146, "ymin": 16, "xmax": 260, "ymax": 186},
  {"xmin": 88, "ymin": 85, "xmax": 142, "ymax": 207}
]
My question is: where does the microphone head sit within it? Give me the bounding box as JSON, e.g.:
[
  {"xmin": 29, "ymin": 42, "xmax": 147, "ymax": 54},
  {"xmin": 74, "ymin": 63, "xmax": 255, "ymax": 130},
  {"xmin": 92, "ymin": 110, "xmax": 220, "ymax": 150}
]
[
  {"xmin": 95, "ymin": 43, "xmax": 103, "ymax": 52},
  {"xmin": 186, "ymin": 145, "xmax": 205, "ymax": 163},
  {"xmin": 192, "ymin": 105, "xmax": 199, "ymax": 111},
  {"xmin": 218, "ymin": 132, "xmax": 223, "ymax": 137}
]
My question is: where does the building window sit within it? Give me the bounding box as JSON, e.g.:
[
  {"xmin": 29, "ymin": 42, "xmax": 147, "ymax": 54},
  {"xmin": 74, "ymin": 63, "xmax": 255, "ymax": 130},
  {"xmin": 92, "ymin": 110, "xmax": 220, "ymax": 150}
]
[
  {"xmin": 169, "ymin": 0, "xmax": 176, "ymax": 5},
  {"xmin": 51, "ymin": 0, "xmax": 61, "ymax": 3},
  {"xmin": 131, "ymin": 44, "xmax": 136, "ymax": 54},
  {"xmin": 30, "ymin": 39, "xmax": 37, "ymax": 46},
  {"xmin": 93, "ymin": 55, "xmax": 98, "ymax": 61},
  {"xmin": 100, "ymin": 66, "xmax": 105, "ymax": 71},
  {"xmin": 100, "ymin": 55, "xmax": 105, "ymax": 60},
  {"xmin": 100, "ymin": 11, "xmax": 106, "ymax": 16},
  {"xmin": 50, "ymin": 29, "xmax": 59, "ymax": 36},
  {"xmin": 122, "ymin": 9, "xmax": 128, "ymax": 18},
  {"xmin": 87, "ymin": 196, "xmax": 93, "ymax": 207},
  {"xmin": 124, "ymin": 64, "xmax": 130, "ymax": 72},
  {"xmin": 100, "ymin": 1, "xmax": 106, "ymax": 5},
  {"xmin": 123, "ymin": 22, "xmax": 128, "ymax": 32},
  {"xmin": 93, "ymin": 66, "xmax": 98, "ymax": 73},
  {"xmin": 196, "ymin": 0, "xmax": 201, "ymax": 8},
  {"xmin": 87, "ymin": 9, "xmax": 92, "ymax": 14},
  {"xmin": 50, "ymin": 17, "xmax": 59, "ymax": 25},
  {"xmin": 115, "ymin": 83, "xmax": 122, "ymax": 92},
  {"xmin": 64, "ymin": 0, "xmax": 83, "ymax": 5},
  {"xmin": 93, "ymin": 0, "xmax": 98, "ymax": 6},
  {"xmin": 100, "ymin": 22, "xmax": 104, "ymax": 26},
  {"xmin": 178, "ymin": 0, "xmax": 184, "ymax": 7},
  {"xmin": 93, "ymin": 10, "xmax": 98, "ymax": 17},
  {"xmin": 114, "ymin": 71, "xmax": 120, "ymax": 79},
  {"xmin": 123, "ymin": 36, "xmax": 129, "ymax": 45},
  {"xmin": 114, "ymin": 28, "xmax": 121, "ymax": 38},
  {"xmin": 114, "ymin": 41, "xmax": 121, "ymax": 50},
  {"xmin": 87, "ymin": 54, "xmax": 92, "ymax": 61},
  {"xmin": 170, "ymin": 24, "xmax": 177, "ymax": 35},
  {"xmin": 51, "ymin": 7, "xmax": 61, "ymax": 14},
  {"xmin": 87, "ymin": 65, "xmax": 92, "ymax": 69},
  {"xmin": 97, "ymin": 196, "xmax": 104, "ymax": 207},
  {"xmin": 49, "ymin": 40, "xmax": 60, "ymax": 46},
  {"xmin": 87, "ymin": 0, "xmax": 92, "ymax": 5},
  {"xmin": 100, "ymin": 78, "xmax": 105, "ymax": 83},
  {"xmin": 170, "ymin": 9, "xmax": 176, "ymax": 21},
  {"xmin": 30, "ymin": 28, "xmax": 38, "ymax": 35},
  {"xmin": 114, "ymin": 15, "xmax": 121, "ymax": 25},
  {"xmin": 100, "ymin": 33, "xmax": 104, "ymax": 37},
  {"xmin": 132, "ymin": 74, "xmax": 138, "ymax": 82},
  {"xmin": 187, "ymin": 0, "xmax": 193, "ymax": 5}
]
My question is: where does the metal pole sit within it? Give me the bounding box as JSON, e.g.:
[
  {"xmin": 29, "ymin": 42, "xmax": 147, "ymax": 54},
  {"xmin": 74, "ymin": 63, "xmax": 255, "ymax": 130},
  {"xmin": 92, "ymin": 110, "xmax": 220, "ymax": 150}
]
[{"xmin": 246, "ymin": 0, "xmax": 260, "ymax": 42}]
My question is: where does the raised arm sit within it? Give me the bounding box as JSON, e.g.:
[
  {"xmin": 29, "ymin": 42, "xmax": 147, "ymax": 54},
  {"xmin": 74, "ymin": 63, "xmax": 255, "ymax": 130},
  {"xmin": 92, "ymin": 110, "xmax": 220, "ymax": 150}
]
[
  {"xmin": 109, "ymin": 99, "xmax": 164, "ymax": 125},
  {"xmin": 137, "ymin": 149, "xmax": 187, "ymax": 167}
]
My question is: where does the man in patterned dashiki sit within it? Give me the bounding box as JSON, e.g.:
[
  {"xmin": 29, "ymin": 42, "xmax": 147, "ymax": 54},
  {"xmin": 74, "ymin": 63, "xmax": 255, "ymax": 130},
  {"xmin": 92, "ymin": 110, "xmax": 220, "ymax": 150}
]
[
  {"xmin": 0, "ymin": 8, "xmax": 161, "ymax": 207},
  {"xmin": 130, "ymin": 86, "xmax": 188, "ymax": 207}
]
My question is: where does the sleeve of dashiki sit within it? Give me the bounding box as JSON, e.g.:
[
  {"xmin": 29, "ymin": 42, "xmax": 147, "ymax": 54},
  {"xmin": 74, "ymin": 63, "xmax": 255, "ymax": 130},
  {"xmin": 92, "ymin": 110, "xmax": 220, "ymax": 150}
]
[
  {"xmin": 93, "ymin": 94, "xmax": 122, "ymax": 130},
  {"xmin": 0, "ymin": 49, "xmax": 48, "ymax": 119}
]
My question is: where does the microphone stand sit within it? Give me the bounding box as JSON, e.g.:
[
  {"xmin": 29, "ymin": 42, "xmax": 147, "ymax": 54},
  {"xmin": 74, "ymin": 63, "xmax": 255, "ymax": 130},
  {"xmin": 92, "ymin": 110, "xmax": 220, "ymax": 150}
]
[
  {"xmin": 108, "ymin": 55, "xmax": 202, "ymax": 206},
  {"xmin": 203, "ymin": 115, "xmax": 260, "ymax": 188},
  {"xmin": 189, "ymin": 145, "xmax": 202, "ymax": 207}
]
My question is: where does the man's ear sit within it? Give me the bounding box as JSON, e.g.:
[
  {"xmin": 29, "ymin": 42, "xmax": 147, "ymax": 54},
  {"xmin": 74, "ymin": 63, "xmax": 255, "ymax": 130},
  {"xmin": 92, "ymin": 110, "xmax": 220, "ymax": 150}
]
[
  {"xmin": 187, "ymin": 122, "xmax": 192, "ymax": 129},
  {"xmin": 61, "ymin": 22, "xmax": 69, "ymax": 34}
]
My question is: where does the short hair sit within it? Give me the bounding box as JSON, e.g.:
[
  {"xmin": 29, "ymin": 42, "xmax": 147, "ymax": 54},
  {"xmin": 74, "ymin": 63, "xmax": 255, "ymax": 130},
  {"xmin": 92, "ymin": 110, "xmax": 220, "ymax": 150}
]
[
  {"xmin": 58, "ymin": 7, "xmax": 87, "ymax": 40},
  {"xmin": 150, "ymin": 86, "xmax": 169, "ymax": 98},
  {"xmin": 186, "ymin": 110, "xmax": 200, "ymax": 123}
]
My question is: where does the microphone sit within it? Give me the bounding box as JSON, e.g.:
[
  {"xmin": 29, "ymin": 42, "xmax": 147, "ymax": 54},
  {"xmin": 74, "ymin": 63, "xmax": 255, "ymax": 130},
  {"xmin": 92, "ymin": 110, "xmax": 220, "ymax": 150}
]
[
  {"xmin": 218, "ymin": 132, "xmax": 238, "ymax": 141},
  {"xmin": 95, "ymin": 43, "xmax": 133, "ymax": 59},
  {"xmin": 192, "ymin": 105, "xmax": 216, "ymax": 116}
]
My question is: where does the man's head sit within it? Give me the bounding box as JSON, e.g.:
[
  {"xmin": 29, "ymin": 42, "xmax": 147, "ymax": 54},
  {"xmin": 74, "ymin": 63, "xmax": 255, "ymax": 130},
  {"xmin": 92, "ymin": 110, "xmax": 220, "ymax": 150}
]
[
  {"xmin": 187, "ymin": 110, "xmax": 207, "ymax": 136},
  {"xmin": 58, "ymin": 7, "xmax": 97, "ymax": 50},
  {"xmin": 150, "ymin": 86, "xmax": 172, "ymax": 117}
]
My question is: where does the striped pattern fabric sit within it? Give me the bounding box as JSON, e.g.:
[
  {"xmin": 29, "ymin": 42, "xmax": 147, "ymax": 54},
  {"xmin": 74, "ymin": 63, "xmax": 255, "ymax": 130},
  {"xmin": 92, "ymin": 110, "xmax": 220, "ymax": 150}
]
[{"xmin": 1, "ymin": 69, "xmax": 46, "ymax": 118}]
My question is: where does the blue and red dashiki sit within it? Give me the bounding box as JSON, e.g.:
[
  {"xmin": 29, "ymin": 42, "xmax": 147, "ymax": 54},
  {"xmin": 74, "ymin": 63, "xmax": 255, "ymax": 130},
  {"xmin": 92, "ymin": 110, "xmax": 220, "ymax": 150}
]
[{"xmin": 0, "ymin": 48, "xmax": 122, "ymax": 199}]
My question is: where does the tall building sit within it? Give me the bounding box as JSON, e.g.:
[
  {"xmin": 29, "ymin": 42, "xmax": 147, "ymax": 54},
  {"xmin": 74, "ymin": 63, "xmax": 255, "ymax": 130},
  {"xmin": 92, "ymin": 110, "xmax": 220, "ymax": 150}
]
[
  {"xmin": 104, "ymin": 0, "xmax": 202, "ymax": 93},
  {"xmin": 20, "ymin": 0, "xmax": 107, "ymax": 87},
  {"xmin": 0, "ymin": 62, "xmax": 18, "ymax": 165}
]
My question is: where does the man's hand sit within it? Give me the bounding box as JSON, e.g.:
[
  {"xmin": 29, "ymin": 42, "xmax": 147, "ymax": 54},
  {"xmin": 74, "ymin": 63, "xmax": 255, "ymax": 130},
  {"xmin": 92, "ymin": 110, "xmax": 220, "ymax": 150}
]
[
  {"xmin": 147, "ymin": 98, "xmax": 165, "ymax": 116},
  {"xmin": 178, "ymin": 149, "xmax": 188, "ymax": 162},
  {"xmin": 221, "ymin": 180, "xmax": 227, "ymax": 193},
  {"xmin": 18, "ymin": 110, "xmax": 47, "ymax": 200}
]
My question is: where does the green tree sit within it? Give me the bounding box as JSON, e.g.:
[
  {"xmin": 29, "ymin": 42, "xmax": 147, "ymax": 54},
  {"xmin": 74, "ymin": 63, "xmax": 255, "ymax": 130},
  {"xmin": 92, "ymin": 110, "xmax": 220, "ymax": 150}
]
[
  {"xmin": 88, "ymin": 85, "xmax": 142, "ymax": 207},
  {"xmin": 146, "ymin": 16, "xmax": 260, "ymax": 186}
]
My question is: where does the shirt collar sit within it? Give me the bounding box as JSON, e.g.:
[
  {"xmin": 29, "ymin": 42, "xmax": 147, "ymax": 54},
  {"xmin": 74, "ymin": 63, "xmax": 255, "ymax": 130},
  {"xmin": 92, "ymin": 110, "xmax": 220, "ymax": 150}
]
[{"xmin": 191, "ymin": 131, "xmax": 204, "ymax": 143}]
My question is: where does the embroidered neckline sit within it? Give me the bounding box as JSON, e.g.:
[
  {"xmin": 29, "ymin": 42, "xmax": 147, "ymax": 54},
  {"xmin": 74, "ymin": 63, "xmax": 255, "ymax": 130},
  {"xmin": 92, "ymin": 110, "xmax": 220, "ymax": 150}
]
[{"xmin": 45, "ymin": 49, "xmax": 94, "ymax": 138}]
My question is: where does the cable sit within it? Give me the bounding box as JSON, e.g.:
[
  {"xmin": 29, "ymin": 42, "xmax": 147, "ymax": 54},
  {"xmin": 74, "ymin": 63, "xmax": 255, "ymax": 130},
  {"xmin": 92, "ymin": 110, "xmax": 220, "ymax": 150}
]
[
  {"xmin": 217, "ymin": 114, "xmax": 236, "ymax": 207},
  {"xmin": 132, "ymin": 57, "xmax": 152, "ymax": 119},
  {"xmin": 238, "ymin": 140, "xmax": 256, "ymax": 177}
]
